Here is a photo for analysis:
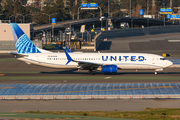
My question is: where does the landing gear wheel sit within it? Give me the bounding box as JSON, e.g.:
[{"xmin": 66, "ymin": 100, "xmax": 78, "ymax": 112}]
[{"xmin": 88, "ymin": 70, "xmax": 93, "ymax": 75}]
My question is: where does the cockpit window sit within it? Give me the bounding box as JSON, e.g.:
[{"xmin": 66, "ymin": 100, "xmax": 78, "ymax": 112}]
[{"xmin": 160, "ymin": 58, "xmax": 166, "ymax": 60}]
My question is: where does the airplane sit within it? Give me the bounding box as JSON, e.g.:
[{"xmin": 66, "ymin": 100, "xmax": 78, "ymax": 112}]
[{"xmin": 10, "ymin": 23, "xmax": 173, "ymax": 75}]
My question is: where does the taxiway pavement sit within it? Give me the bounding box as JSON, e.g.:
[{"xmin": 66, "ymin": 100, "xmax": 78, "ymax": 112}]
[{"xmin": 0, "ymin": 100, "xmax": 180, "ymax": 112}]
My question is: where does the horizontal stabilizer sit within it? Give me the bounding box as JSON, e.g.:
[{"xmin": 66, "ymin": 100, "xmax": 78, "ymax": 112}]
[{"xmin": 10, "ymin": 52, "xmax": 28, "ymax": 57}]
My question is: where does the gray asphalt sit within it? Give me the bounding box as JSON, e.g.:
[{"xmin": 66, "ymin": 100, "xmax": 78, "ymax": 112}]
[
  {"xmin": 98, "ymin": 32, "xmax": 180, "ymax": 53},
  {"xmin": 1, "ymin": 99, "xmax": 180, "ymax": 112}
]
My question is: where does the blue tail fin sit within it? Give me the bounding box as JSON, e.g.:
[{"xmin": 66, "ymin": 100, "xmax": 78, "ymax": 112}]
[{"xmin": 10, "ymin": 23, "xmax": 41, "ymax": 54}]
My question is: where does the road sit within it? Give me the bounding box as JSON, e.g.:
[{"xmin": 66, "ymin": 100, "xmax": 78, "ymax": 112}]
[{"xmin": 33, "ymin": 18, "xmax": 99, "ymax": 31}]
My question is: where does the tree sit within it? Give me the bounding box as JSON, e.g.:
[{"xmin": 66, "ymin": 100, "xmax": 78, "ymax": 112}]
[
  {"xmin": 3, "ymin": 0, "xmax": 14, "ymax": 20},
  {"xmin": 22, "ymin": 0, "xmax": 27, "ymax": 5},
  {"xmin": 0, "ymin": 1, "xmax": 2, "ymax": 14}
]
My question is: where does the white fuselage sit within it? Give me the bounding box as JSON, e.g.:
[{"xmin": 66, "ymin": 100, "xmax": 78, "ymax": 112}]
[{"xmin": 18, "ymin": 52, "xmax": 173, "ymax": 70}]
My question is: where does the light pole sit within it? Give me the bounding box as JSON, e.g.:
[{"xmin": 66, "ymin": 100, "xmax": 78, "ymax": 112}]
[
  {"xmin": 41, "ymin": 30, "xmax": 46, "ymax": 44},
  {"xmin": 147, "ymin": 18, "xmax": 149, "ymax": 27},
  {"xmin": 42, "ymin": 13, "xmax": 57, "ymax": 24},
  {"xmin": 159, "ymin": 1, "xmax": 166, "ymax": 26},
  {"xmin": 131, "ymin": 18, "xmax": 136, "ymax": 28},
  {"xmin": 77, "ymin": 7, "xmax": 81, "ymax": 19},
  {"xmin": 129, "ymin": 0, "xmax": 131, "ymax": 17},
  {"xmin": 98, "ymin": 6, "xmax": 102, "ymax": 17},
  {"xmin": 86, "ymin": 30, "xmax": 91, "ymax": 43},
  {"xmin": 147, "ymin": 0, "xmax": 148, "ymax": 15},
  {"xmin": 9, "ymin": 15, "xmax": 17, "ymax": 23},
  {"xmin": 9, "ymin": 16, "xmax": 12, "ymax": 22},
  {"xmin": 163, "ymin": 2, "xmax": 165, "ymax": 26},
  {"xmin": 158, "ymin": 1, "xmax": 166, "ymax": 26},
  {"xmin": 59, "ymin": 30, "xmax": 62, "ymax": 41},
  {"xmin": 108, "ymin": 0, "xmax": 109, "ymax": 18}
]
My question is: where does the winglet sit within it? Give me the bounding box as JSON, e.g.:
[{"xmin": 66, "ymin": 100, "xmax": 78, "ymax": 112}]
[
  {"xmin": 66, "ymin": 47, "xmax": 71, "ymax": 53},
  {"xmin": 64, "ymin": 50, "xmax": 73, "ymax": 65}
]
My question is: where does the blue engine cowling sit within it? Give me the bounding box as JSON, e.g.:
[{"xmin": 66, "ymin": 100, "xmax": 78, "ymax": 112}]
[{"xmin": 101, "ymin": 65, "xmax": 117, "ymax": 73}]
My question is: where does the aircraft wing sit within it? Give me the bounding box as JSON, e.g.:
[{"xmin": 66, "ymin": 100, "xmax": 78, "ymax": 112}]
[
  {"xmin": 64, "ymin": 50, "xmax": 102, "ymax": 69},
  {"xmin": 77, "ymin": 61, "xmax": 102, "ymax": 69}
]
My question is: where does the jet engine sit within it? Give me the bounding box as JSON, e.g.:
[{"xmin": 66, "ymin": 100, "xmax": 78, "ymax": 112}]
[{"xmin": 97, "ymin": 65, "xmax": 117, "ymax": 73}]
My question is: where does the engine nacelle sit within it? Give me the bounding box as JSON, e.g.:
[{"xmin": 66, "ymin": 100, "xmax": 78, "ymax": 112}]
[{"xmin": 97, "ymin": 65, "xmax": 117, "ymax": 73}]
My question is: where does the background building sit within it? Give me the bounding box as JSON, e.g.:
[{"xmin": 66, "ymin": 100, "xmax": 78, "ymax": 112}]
[{"xmin": 0, "ymin": 23, "xmax": 33, "ymax": 41}]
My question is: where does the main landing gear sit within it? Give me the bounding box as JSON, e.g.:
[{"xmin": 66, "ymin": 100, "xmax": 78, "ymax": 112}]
[{"xmin": 88, "ymin": 69, "xmax": 93, "ymax": 75}]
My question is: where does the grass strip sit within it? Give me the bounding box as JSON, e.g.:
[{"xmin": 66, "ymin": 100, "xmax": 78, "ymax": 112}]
[
  {"xmin": 24, "ymin": 108, "xmax": 180, "ymax": 120},
  {"xmin": 0, "ymin": 77, "xmax": 180, "ymax": 80},
  {"xmin": 0, "ymin": 112, "xmax": 128, "ymax": 120},
  {"xmin": 0, "ymin": 58, "xmax": 17, "ymax": 62},
  {"xmin": 0, "ymin": 72, "xmax": 40, "ymax": 73}
]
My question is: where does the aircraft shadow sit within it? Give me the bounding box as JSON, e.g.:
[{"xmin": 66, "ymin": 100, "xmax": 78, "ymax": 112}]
[
  {"xmin": 41, "ymin": 69, "xmax": 88, "ymax": 74},
  {"xmin": 41, "ymin": 70, "xmax": 180, "ymax": 75},
  {"xmin": 105, "ymin": 72, "xmax": 180, "ymax": 75}
]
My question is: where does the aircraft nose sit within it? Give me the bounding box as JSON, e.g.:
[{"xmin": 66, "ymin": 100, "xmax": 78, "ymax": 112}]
[{"xmin": 167, "ymin": 60, "xmax": 173, "ymax": 66}]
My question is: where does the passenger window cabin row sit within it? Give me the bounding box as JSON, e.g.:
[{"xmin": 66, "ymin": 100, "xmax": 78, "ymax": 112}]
[
  {"xmin": 47, "ymin": 58, "xmax": 101, "ymax": 60},
  {"xmin": 47, "ymin": 58, "xmax": 146, "ymax": 61}
]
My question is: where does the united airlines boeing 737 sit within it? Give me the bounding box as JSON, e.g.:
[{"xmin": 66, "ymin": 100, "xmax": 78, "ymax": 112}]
[{"xmin": 10, "ymin": 23, "xmax": 173, "ymax": 75}]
